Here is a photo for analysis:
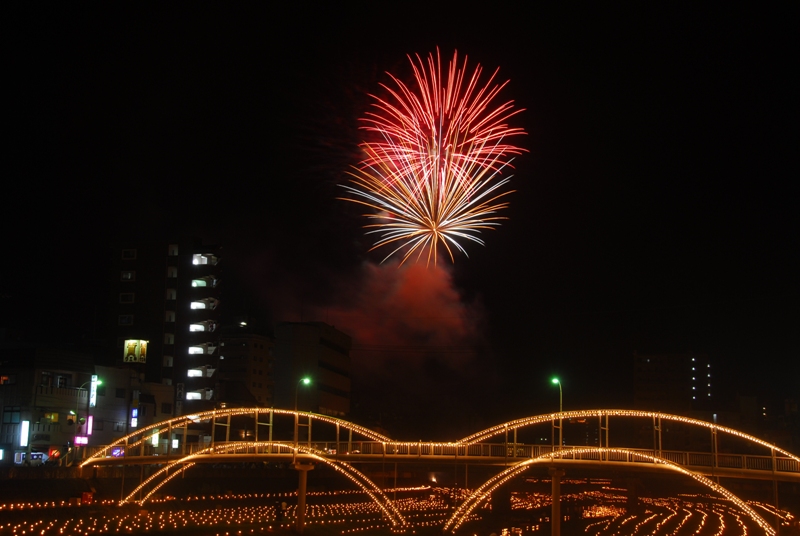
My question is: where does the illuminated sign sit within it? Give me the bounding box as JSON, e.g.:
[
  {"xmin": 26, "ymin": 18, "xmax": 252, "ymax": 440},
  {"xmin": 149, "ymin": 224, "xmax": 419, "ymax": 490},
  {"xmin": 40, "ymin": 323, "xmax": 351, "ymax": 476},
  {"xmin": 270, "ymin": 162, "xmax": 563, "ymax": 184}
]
[
  {"xmin": 20, "ymin": 421, "xmax": 29, "ymax": 447},
  {"xmin": 123, "ymin": 340, "xmax": 148, "ymax": 363},
  {"xmin": 87, "ymin": 415, "xmax": 93, "ymax": 435},
  {"xmin": 89, "ymin": 374, "xmax": 98, "ymax": 407},
  {"xmin": 75, "ymin": 436, "xmax": 88, "ymax": 445}
]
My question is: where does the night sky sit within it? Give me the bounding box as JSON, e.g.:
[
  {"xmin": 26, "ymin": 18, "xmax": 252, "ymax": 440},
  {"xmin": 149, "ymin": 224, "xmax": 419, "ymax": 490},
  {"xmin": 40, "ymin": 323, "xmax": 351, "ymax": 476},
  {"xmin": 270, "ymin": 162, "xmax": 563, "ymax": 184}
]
[{"xmin": 5, "ymin": 4, "xmax": 798, "ymax": 438}]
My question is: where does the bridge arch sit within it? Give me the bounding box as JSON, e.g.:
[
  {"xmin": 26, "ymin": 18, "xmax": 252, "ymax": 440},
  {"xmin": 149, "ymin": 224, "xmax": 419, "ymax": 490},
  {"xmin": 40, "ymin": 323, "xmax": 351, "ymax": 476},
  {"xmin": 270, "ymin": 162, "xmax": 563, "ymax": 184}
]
[
  {"xmin": 442, "ymin": 447, "xmax": 776, "ymax": 535},
  {"xmin": 457, "ymin": 409, "xmax": 800, "ymax": 463},
  {"xmin": 81, "ymin": 407, "xmax": 391, "ymax": 468},
  {"xmin": 121, "ymin": 440, "xmax": 407, "ymax": 528}
]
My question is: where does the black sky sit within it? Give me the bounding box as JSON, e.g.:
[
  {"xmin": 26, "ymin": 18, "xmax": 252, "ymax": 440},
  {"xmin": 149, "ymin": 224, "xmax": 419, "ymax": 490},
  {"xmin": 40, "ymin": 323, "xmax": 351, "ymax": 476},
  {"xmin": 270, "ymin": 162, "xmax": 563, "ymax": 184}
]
[{"xmin": 4, "ymin": 4, "xmax": 798, "ymax": 436}]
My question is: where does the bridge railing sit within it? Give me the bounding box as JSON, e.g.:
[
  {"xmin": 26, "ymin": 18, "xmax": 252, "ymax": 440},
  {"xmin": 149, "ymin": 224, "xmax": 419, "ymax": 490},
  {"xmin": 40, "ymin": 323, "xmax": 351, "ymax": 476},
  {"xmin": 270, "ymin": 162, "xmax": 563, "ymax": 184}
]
[{"xmin": 77, "ymin": 441, "xmax": 800, "ymax": 476}]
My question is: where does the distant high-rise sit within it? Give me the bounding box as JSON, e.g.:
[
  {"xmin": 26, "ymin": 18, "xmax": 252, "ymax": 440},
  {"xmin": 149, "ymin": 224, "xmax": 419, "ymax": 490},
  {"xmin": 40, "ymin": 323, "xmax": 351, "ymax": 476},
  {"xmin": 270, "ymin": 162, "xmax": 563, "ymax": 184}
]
[
  {"xmin": 273, "ymin": 322, "xmax": 351, "ymax": 417},
  {"xmin": 108, "ymin": 239, "xmax": 222, "ymax": 416},
  {"xmin": 633, "ymin": 352, "xmax": 713, "ymax": 413}
]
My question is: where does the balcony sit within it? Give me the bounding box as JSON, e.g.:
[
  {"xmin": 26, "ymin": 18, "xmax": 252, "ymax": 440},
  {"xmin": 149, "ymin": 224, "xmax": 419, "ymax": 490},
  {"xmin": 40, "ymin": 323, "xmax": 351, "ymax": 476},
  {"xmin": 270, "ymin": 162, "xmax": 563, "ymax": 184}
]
[
  {"xmin": 189, "ymin": 321, "xmax": 217, "ymax": 332},
  {"xmin": 188, "ymin": 343, "xmax": 217, "ymax": 355},
  {"xmin": 187, "ymin": 366, "xmax": 216, "ymax": 378},
  {"xmin": 191, "ymin": 276, "xmax": 219, "ymax": 288},
  {"xmin": 186, "ymin": 388, "xmax": 214, "ymax": 401},
  {"xmin": 192, "ymin": 253, "xmax": 219, "ymax": 266},
  {"xmin": 36, "ymin": 385, "xmax": 88, "ymax": 407},
  {"xmin": 190, "ymin": 298, "xmax": 219, "ymax": 310}
]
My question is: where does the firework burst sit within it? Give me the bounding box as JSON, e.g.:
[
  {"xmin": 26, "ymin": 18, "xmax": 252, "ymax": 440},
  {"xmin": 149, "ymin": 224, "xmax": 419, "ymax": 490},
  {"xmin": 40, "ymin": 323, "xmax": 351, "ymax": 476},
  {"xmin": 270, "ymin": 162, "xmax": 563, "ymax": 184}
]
[{"xmin": 340, "ymin": 49, "xmax": 525, "ymax": 265}]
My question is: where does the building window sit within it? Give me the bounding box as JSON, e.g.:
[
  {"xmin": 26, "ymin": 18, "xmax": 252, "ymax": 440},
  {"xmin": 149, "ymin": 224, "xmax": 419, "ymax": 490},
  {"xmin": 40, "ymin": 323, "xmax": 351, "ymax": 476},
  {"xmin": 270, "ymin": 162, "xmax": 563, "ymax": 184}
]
[
  {"xmin": 0, "ymin": 375, "xmax": 16, "ymax": 385},
  {"xmin": 161, "ymin": 403, "xmax": 172, "ymax": 415},
  {"xmin": 115, "ymin": 388, "xmax": 126, "ymax": 399},
  {"xmin": 2, "ymin": 407, "xmax": 21, "ymax": 424},
  {"xmin": 165, "ymin": 311, "xmax": 176, "ymax": 322},
  {"xmin": 163, "ymin": 355, "xmax": 174, "ymax": 367},
  {"xmin": 97, "ymin": 385, "xmax": 106, "ymax": 397},
  {"xmin": 118, "ymin": 315, "xmax": 134, "ymax": 326},
  {"xmin": 113, "ymin": 422, "xmax": 125, "ymax": 432},
  {"xmin": 166, "ymin": 288, "xmax": 177, "ymax": 300},
  {"xmin": 164, "ymin": 333, "xmax": 174, "ymax": 345},
  {"xmin": 167, "ymin": 266, "xmax": 178, "ymax": 278},
  {"xmin": 121, "ymin": 249, "xmax": 137, "ymax": 260},
  {"xmin": 119, "ymin": 293, "xmax": 135, "ymax": 304},
  {"xmin": 93, "ymin": 420, "xmax": 104, "ymax": 431},
  {"xmin": 121, "ymin": 271, "xmax": 136, "ymax": 282}
]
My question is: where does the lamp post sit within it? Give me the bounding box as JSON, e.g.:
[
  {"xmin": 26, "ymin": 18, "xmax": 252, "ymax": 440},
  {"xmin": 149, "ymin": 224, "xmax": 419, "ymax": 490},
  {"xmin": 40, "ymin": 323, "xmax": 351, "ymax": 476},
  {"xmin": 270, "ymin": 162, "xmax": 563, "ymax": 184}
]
[
  {"xmin": 551, "ymin": 377, "xmax": 562, "ymax": 450},
  {"xmin": 72, "ymin": 377, "xmax": 102, "ymax": 463},
  {"xmin": 74, "ymin": 379, "xmax": 103, "ymax": 426},
  {"xmin": 293, "ymin": 377, "xmax": 311, "ymax": 462}
]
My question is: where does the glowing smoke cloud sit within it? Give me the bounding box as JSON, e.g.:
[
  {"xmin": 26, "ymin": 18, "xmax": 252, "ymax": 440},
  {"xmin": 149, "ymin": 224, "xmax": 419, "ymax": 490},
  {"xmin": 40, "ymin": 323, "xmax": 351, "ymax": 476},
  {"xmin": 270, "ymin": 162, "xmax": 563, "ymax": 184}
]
[{"xmin": 314, "ymin": 262, "xmax": 484, "ymax": 370}]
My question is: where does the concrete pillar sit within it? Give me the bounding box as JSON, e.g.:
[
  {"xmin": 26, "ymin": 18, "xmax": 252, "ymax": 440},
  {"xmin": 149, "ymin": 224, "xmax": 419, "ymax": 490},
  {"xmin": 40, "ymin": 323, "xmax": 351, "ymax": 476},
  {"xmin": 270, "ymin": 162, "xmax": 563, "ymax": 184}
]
[
  {"xmin": 549, "ymin": 466, "xmax": 565, "ymax": 536},
  {"xmin": 294, "ymin": 463, "xmax": 314, "ymax": 533}
]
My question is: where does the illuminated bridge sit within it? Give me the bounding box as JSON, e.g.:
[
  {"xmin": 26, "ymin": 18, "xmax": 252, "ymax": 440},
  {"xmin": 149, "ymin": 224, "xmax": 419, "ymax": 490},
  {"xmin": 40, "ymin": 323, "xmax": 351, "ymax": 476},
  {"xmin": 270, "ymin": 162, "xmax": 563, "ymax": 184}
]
[{"xmin": 78, "ymin": 408, "xmax": 799, "ymax": 535}]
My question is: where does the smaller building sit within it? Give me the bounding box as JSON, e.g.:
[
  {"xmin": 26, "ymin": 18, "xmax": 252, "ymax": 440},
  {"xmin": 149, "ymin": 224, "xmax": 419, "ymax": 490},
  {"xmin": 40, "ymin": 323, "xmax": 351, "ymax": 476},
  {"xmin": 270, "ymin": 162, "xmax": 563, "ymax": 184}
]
[{"xmin": 218, "ymin": 326, "xmax": 275, "ymax": 407}]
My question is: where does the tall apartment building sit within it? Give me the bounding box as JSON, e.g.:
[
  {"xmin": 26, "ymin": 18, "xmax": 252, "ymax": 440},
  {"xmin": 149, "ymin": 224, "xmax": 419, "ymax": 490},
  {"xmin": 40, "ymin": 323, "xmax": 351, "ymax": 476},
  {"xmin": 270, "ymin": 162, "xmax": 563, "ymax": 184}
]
[
  {"xmin": 273, "ymin": 322, "xmax": 351, "ymax": 417},
  {"xmin": 109, "ymin": 239, "xmax": 221, "ymax": 416}
]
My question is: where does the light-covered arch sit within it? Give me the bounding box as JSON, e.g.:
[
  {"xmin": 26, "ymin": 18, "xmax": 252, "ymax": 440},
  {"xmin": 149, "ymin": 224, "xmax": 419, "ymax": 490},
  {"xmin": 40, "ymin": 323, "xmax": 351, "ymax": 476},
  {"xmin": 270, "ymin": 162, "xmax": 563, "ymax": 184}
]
[
  {"xmin": 121, "ymin": 441, "xmax": 407, "ymax": 528},
  {"xmin": 457, "ymin": 409, "xmax": 800, "ymax": 462},
  {"xmin": 81, "ymin": 407, "xmax": 392, "ymax": 468},
  {"xmin": 442, "ymin": 447, "xmax": 776, "ymax": 535}
]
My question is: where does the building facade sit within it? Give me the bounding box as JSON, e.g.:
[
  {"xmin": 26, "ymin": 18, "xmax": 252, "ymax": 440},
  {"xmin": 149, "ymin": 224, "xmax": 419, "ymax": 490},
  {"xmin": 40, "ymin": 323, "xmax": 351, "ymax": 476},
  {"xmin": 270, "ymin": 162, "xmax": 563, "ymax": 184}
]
[
  {"xmin": 0, "ymin": 346, "xmax": 174, "ymax": 465},
  {"xmin": 272, "ymin": 322, "xmax": 351, "ymax": 417},
  {"xmin": 633, "ymin": 352, "xmax": 713, "ymax": 413},
  {"xmin": 218, "ymin": 329, "xmax": 274, "ymax": 407}
]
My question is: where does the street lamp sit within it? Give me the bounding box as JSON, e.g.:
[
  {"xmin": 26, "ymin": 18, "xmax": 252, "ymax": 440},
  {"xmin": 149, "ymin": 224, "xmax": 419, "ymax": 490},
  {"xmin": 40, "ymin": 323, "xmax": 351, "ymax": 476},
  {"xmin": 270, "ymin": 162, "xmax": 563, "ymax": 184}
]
[
  {"xmin": 71, "ymin": 377, "xmax": 101, "ymax": 463},
  {"xmin": 551, "ymin": 377, "xmax": 563, "ymax": 450},
  {"xmin": 293, "ymin": 377, "xmax": 311, "ymax": 463},
  {"xmin": 551, "ymin": 378, "xmax": 562, "ymax": 412},
  {"xmin": 70, "ymin": 377, "xmax": 103, "ymax": 435}
]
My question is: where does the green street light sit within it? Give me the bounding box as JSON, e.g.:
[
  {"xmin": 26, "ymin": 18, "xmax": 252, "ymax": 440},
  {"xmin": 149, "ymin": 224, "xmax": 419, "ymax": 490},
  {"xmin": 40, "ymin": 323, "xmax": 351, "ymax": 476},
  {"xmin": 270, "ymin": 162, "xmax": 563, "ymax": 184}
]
[
  {"xmin": 551, "ymin": 377, "xmax": 563, "ymax": 450},
  {"xmin": 551, "ymin": 377, "xmax": 562, "ymax": 412},
  {"xmin": 73, "ymin": 378, "xmax": 103, "ymax": 425},
  {"xmin": 294, "ymin": 377, "xmax": 312, "ymax": 463},
  {"xmin": 295, "ymin": 377, "xmax": 312, "ymax": 411}
]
